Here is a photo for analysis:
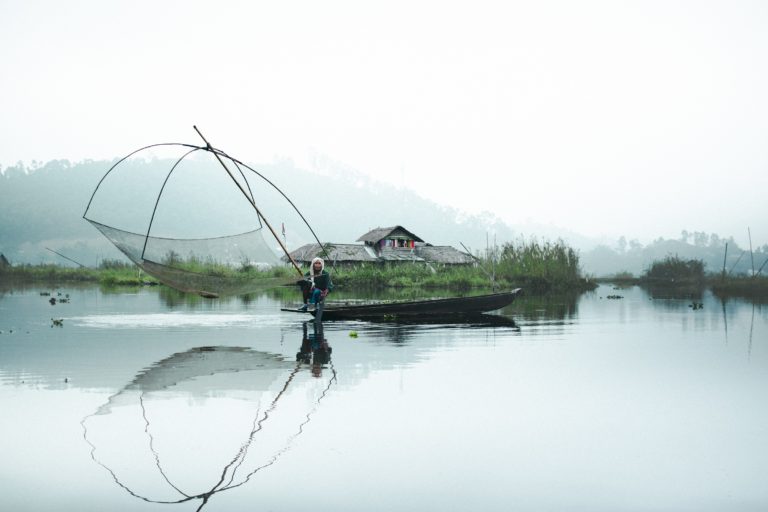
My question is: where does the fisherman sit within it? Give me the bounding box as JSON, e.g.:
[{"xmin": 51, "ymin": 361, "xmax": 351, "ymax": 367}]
[{"xmin": 297, "ymin": 257, "xmax": 333, "ymax": 312}]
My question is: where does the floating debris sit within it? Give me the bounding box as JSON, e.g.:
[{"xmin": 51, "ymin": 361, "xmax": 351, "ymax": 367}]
[
  {"xmin": 606, "ymin": 295, "xmax": 624, "ymax": 300},
  {"xmin": 49, "ymin": 297, "xmax": 57, "ymax": 305},
  {"xmin": 40, "ymin": 291, "xmax": 51, "ymax": 296},
  {"xmin": 52, "ymin": 318, "xmax": 64, "ymax": 327},
  {"xmin": 349, "ymin": 331, "xmax": 358, "ymax": 338},
  {"xmin": 688, "ymin": 302, "xmax": 704, "ymax": 310}
]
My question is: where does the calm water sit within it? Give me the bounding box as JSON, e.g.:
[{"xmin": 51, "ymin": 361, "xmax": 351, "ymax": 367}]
[{"xmin": 0, "ymin": 283, "xmax": 766, "ymax": 512}]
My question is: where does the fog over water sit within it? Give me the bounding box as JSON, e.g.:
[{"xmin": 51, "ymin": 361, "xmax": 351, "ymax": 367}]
[{"xmin": 1, "ymin": 1, "xmax": 767, "ymax": 247}]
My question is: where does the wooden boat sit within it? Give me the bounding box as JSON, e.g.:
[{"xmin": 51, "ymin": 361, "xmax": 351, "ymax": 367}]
[{"xmin": 283, "ymin": 288, "xmax": 521, "ymax": 321}]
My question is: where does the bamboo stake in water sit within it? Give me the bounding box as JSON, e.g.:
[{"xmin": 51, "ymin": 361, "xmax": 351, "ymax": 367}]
[{"xmin": 721, "ymin": 242, "xmax": 728, "ymax": 281}]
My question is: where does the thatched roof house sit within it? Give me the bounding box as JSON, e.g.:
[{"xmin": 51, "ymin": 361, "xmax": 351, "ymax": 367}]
[{"xmin": 287, "ymin": 226, "xmax": 474, "ymax": 266}]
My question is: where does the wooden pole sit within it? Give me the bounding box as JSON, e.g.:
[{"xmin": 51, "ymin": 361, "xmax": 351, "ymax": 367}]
[
  {"xmin": 754, "ymin": 256, "xmax": 768, "ymax": 278},
  {"xmin": 721, "ymin": 242, "xmax": 728, "ymax": 281},
  {"xmin": 46, "ymin": 247, "xmax": 86, "ymax": 268},
  {"xmin": 193, "ymin": 126, "xmax": 304, "ymax": 277}
]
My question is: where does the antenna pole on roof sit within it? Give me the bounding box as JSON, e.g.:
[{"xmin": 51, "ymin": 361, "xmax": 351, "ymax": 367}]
[{"xmin": 193, "ymin": 125, "xmax": 303, "ymax": 277}]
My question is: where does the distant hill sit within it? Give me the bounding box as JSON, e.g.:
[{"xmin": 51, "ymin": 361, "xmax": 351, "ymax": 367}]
[
  {"xmin": 0, "ymin": 158, "xmax": 520, "ymax": 266},
  {"xmin": 2, "ymin": 158, "xmax": 764, "ymax": 277},
  {"xmin": 580, "ymin": 235, "xmax": 767, "ymax": 277}
]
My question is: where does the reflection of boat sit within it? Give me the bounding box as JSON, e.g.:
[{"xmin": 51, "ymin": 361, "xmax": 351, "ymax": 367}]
[
  {"xmin": 82, "ymin": 342, "xmax": 335, "ymax": 510},
  {"xmin": 371, "ymin": 312, "xmax": 519, "ymax": 327},
  {"xmin": 283, "ymin": 288, "xmax": 521, "ymax": 321}
]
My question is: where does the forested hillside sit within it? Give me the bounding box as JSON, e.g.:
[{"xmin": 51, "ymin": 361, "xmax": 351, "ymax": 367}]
[
  {"xmin": 0, "ymin": 158, "xmax": 516, "ymax": 266},
  {"xmin": 2, "ymin": 159, "xmax": 763, "ymax": 277}
]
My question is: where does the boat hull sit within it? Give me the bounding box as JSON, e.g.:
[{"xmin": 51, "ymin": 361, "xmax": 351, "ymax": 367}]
[{"xmin": 285, "ymin": 288, "xmax": 521, "ymax": 321}]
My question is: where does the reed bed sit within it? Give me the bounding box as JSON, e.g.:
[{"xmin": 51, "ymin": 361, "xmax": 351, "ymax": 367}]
[{"xmin": 495, "ymin": 238, "xmax": 591, "ymax": 292}]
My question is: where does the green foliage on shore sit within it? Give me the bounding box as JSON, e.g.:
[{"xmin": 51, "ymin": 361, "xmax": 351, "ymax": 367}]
[
  {"xmin": 711, "ymin": 275, "xmax": 768, "ymax": 298},
  {"xmin": 621, "ymin": 255, "xmax": 768, "ymax": 299},
  {"xmin": 331, "ymin": 263, "xmax": 491, "ymax": 290},
  {"xmin": 1, "ymin": 237, "xmax": 593, "ymax": 293},
  {"xmin": 496, "ymin": 238, "xmax": 590, "ymax": 292},
  {"xmin": 0, "ymin": 260, "xmax": 151, "ymax": 287},
  {"xmin": 642, "ymin": 256, "xmax": 705, "ymax": 283},
  {"xmin": 329, "ymin": 238, "xmax": 593, "ymax": 293}
]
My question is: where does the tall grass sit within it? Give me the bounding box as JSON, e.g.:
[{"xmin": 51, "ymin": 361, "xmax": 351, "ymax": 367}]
[
  {"xmin": 0, "ymin": 263, "xmax": 101, "ymax": 282},
  {"xmin": 331, "ymin": 262, "xmax": 491, "ymax": 290},
  {"xmin": 495, "ymin": 238, "xmax": 588, "ymax": 292}
]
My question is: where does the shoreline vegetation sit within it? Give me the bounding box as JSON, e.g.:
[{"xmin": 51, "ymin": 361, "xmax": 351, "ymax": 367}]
[
  {"xmin": 0, "ymin": 239, "xmax": 594, "ymax": 294},
  {"xmin": 3, "ymin": 249, "xmax": 766, "ymax": 299},
  {"xmin": 600, "ymin": 255, "xmax": 768, "ymax": 299}
]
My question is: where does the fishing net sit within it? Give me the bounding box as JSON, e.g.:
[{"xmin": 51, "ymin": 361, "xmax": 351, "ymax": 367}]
[{"xmin": 84, "ymin": 141, "xmax": 320, "ymax": 297}]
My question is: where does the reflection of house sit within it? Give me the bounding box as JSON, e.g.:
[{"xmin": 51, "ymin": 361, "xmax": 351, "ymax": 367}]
[{"xmin": 288, "ymin": 226, "xmax": 475, "ymax": 266}]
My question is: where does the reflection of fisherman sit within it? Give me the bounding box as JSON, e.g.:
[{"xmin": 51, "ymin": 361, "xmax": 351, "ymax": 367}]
[
  {"xmin": 297, "ymin": 257, "xmax": 333, "ymax": 312},
  {"xmin": 297, "ymin": 321, "xmax": 332, "ymax": 377}
]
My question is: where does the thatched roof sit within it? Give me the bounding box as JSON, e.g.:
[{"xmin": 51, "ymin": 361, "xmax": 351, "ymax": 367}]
[
  {"xmin": 377, "ymin": 248, "xmax": 425, "ymax": 262},
  {"xmin": 415, "ymin": 245, "xmax": 475, "ymax": 265},
  {"xmin": 288, "ymin": 243, "xmax": 377, "ymax": 264},
  {"xmin": 356, "ymin": 226, "xmax": 425, "ymax": 244}
]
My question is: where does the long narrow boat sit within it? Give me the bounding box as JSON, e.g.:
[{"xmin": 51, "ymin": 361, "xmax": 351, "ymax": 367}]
[{"xmin": 283, "ymin": 288, "xmax": 521, "ymax": 321}]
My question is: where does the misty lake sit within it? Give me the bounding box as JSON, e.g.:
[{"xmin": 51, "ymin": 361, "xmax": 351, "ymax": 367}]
[{"xmin": 0, "ymin": 283, "xmax": 766, "ymax": 511}]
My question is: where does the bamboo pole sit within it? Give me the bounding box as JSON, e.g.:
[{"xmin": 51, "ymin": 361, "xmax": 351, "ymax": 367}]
[
  {"xmin": 754, "ymin": 256, "xmax": 768, "ymax": 278},
  {"xmin": 46, "ymin": 247, "xmax": 85, "ymax": 268},
  {"xmin": 721, "ymin": 242, "xmax": 728, "ymax": 281},
  {"xmin": 727, "ymin": 250, "xmax": 745, "ymax": 276},
  {"xmin": 193, "ymin": 126, "xmax": 303, "ymax": 277}
]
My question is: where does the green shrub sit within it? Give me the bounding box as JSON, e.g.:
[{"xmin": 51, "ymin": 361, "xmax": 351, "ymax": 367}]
[{"xmin": 643, "ymin": 256, "xmax": 705, "ymax": 281}]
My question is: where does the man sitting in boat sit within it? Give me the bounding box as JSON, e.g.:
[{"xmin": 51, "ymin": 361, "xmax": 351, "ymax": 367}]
[{"xmin": 297, "ymin": 257, "xmax": 333, "ymax": 312}]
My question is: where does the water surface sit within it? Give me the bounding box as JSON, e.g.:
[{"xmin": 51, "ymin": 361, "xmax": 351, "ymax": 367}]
[{"xmin": 0, "ymin": 284, "xmax": 766, "ymax": 511}]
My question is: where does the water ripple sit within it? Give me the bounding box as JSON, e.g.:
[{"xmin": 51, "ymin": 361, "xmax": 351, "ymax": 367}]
[{"xmin": 69, "ymin": 313, "xmax": 285, "ymax": 329}]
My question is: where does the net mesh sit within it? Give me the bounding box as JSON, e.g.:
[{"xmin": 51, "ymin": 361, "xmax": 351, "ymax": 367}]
[{"xmin": 84, "ymin": 144, "xmax": 305, "ymax": 297}]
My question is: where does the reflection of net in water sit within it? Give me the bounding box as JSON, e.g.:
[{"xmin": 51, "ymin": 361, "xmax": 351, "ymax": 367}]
[
  {"xmin": 82, "ymin": 346, "xmax": 335, "ymax": 510},
  {"xmin": 83, "ymin": 141, "xmax": 318, "ymax": 297}
]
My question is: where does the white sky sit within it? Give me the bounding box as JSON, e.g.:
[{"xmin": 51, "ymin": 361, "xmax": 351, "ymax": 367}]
[{"xmin": 1, "ymin": 0, "xmax": 766, "ymax": 247}]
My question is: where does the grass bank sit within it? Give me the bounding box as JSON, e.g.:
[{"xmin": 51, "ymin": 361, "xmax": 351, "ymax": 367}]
[
  {"xmin": 329, "ymin": 238, "xmax": 594, "ymax": 293},
  {"xmin": 710, "ymin": 275, "xmax": 768, "ymax": 298},
  {"xmin": 598, "ymin": 255, "xmax": 768, "ymax": 299},
  {"xmin": 1, "ymin": 238, "xmax": 595, "ymax": 294},
  {"xmin": 0, "ymin": 260, "xmax": 152, "ymax": 287}
]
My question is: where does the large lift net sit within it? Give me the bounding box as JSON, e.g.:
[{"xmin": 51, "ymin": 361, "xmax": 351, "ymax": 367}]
[{"xmin": 84, "ymin": 137, "xmax": 318, "ymax": 297}]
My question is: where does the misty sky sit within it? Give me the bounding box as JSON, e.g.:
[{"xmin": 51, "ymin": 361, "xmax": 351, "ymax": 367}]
[{"xmin": 1, "ymin": 1, "xmax": 766, "ymax": 247}]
